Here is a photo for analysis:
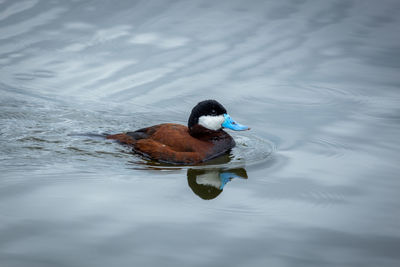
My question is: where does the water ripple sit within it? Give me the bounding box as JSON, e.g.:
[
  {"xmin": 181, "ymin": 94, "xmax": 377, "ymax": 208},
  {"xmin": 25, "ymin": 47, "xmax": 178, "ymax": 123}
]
[
  {"xmin": 0, "ymin": 0, "xmax": 38, "ymax": 22},
  {"xmin": 0, "ymin": 7, "xmax": 66, "ymax": 40},
  {"xmin": 306, "ymin": 136, "xmax": 349, "ymax": 158}
]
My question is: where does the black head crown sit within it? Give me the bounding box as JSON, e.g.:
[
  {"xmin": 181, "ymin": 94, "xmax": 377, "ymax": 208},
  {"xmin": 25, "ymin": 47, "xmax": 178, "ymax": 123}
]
[{"xmin": 188, "ymin": 100, "xmax": 227, "ymax": 130}]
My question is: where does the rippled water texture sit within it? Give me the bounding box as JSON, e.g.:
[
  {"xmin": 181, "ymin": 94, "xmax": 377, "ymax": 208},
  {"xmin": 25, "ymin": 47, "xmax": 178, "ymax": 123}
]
[{"xmin": 1, "ymin": 0, "xmax": 400, "ymax": 266}]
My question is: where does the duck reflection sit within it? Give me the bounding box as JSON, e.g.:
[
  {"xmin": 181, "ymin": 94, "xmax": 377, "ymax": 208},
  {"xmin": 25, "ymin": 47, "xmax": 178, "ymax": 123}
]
[
  {"xmin": 131, "ymin": 153, "xmax": 248, "ymax": 199},
  {"xmin": 187, "ymin": 168, "xmax": 248, "ymax": 200}
]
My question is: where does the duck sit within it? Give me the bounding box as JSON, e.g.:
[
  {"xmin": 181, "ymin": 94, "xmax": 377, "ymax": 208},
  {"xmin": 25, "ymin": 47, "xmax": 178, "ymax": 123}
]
[{"xmin": 106, "ymin": 99, "xmax": 249, "ymax": 164}]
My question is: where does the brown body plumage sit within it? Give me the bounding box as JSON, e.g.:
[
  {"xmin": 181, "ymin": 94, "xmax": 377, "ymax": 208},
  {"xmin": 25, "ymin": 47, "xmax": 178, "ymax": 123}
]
[{"xmin": 107, "ymin": 123, "xmax": 235, "ymax": 164}]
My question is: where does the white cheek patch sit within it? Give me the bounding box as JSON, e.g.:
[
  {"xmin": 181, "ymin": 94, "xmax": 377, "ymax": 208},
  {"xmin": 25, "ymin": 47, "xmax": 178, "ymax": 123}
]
[{"xmin": 198, "ymin": 115, "xmax": 225, "ymax": 130}]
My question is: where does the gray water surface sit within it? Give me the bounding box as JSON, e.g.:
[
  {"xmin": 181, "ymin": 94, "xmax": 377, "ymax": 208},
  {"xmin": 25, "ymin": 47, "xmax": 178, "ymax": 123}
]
[{"xmin": 1, "ymin": 0, "xmax": 400, "ymax": 266}]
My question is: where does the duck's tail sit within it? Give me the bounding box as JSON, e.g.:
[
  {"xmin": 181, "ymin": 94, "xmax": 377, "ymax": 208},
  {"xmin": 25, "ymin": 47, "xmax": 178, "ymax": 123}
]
[{"xmin": 68, "ymin": 132, "xmax": 109, "ymax": 139}]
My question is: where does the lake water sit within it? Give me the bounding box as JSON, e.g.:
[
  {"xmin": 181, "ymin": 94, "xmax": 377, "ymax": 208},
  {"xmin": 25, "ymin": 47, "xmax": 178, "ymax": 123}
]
[{"xmin": 1, "ymin": 0, "xmax": 400, "ymax": 266}]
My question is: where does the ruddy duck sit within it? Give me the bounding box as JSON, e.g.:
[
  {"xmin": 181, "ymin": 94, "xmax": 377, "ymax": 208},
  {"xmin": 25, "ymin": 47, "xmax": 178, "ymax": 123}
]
[{"xmin": 107, "ymin": 99, "xmax": 249, "ymax": 164}]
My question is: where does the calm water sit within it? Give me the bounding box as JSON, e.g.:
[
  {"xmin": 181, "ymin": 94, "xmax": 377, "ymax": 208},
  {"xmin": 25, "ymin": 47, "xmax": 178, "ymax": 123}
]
[{"xmin": 1, "ymin": 0, "xmax": 400, "ymax": 266}]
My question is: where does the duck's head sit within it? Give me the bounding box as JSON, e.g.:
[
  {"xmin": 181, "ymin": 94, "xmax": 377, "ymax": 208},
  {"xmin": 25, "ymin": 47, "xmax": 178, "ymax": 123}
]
[{"xmin": 188, "ymin": 100, "xmax": 249, "ymax": 135}]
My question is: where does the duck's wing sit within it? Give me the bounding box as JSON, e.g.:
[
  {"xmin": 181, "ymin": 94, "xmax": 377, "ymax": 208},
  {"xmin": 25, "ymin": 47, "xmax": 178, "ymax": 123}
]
[
  {"xmin": 106, "ymin": 125, "xmax": 163, "ymax": 145},
  {"xmin": 133, "ymin": 139, "xmax": 203, "ymax": 164},
  {"xmin": 126, "ymin": 124, "xmax": 162, "ymax": 140}
]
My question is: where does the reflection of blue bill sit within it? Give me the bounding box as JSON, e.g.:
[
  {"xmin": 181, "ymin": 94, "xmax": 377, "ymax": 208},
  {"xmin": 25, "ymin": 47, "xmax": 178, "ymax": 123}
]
[{"xmin": 219, "ymin": 172, "xmax": 244, "ymax": 189}]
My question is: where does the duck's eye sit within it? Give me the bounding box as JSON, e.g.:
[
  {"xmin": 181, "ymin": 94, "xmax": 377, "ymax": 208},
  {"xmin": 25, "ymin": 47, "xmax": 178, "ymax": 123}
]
[{"xmin": 211, "ymin": 109, "xmax": 216, "ymax": 114}]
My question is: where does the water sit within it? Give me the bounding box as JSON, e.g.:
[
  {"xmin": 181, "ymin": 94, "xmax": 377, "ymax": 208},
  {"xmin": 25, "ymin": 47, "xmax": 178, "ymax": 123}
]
[{"xmin": 1, "ymin": 0, "xmax": 400, "ymax": 266}]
